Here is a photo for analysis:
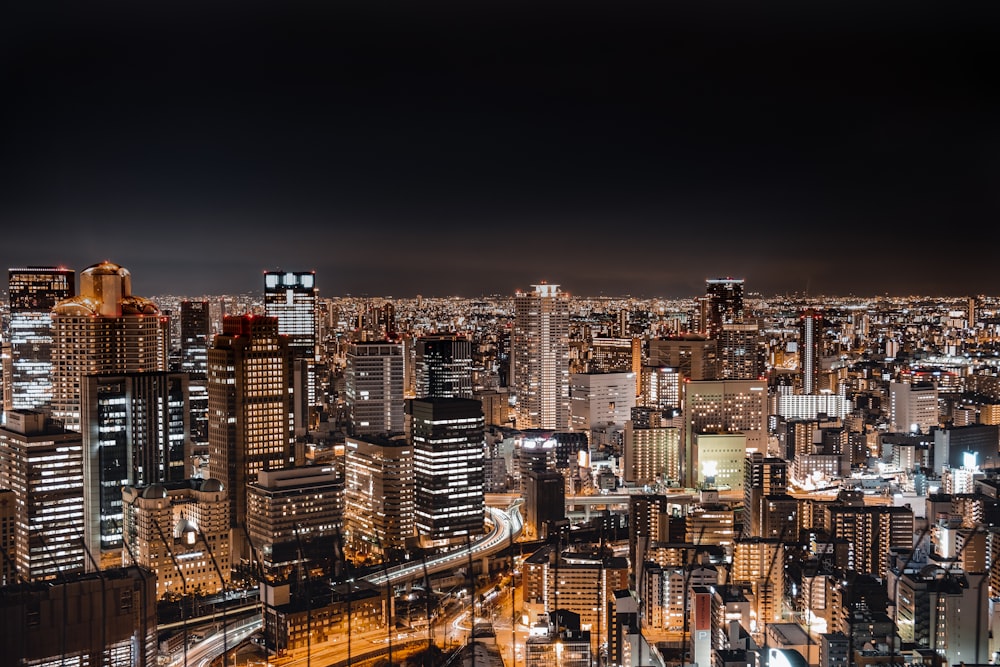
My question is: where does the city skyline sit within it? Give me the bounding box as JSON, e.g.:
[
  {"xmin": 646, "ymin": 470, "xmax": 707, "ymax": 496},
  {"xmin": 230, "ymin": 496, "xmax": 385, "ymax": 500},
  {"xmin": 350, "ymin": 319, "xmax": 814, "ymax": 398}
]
[{"xmin": 3, "ymin": 1, "xmax": 998, "ymax": 298}]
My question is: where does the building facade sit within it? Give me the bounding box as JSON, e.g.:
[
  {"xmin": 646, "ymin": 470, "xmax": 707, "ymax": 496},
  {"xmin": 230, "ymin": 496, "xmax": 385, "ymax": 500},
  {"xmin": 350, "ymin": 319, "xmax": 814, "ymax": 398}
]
[{"xmin": 512, "ymin": 283, "xmax": 570, "ymax": 430}]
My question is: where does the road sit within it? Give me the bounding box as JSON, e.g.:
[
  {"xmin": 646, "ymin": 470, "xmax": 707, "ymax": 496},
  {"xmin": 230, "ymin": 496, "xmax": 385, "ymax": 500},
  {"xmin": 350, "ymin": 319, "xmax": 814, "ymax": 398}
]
[
  {"xmin": 364, "ymin": 503, "xmax": 523, "ymax": 587},
  {"xmin": 168, "ymin": 614, "xmax": 262, "ymax": 667},
  {"xmin": 172, "ymin": 502, "xmax": 523, "ymax": 666}
]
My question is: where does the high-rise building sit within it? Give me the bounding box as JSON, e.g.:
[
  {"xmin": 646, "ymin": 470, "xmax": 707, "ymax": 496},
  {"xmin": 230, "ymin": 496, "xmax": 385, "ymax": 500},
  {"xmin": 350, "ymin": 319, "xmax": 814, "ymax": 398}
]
[
  {"xmin": 264, "ymin": 271, "xmax": 318, "ymax": 361},
  {"xmin": 684, "ymin": 379, "xmax": 767, "ymax": 487},
  {"xmin": 0, "ymin": 410, "xmax": 85, "ymax": 581},
  {"xmin": 743, "ymin": 452, "xmax": 788, "ymax": 538},
  {"xmin": 818, "ymin": 493, "xmax": 914, "ymax": 578},
  {"xmin": 888, "ymin": 380, "xmax": 939, "ymax": 434},
  {"xmin": 414, "ymin": 333, "xmax": 473, "ymax": 399},
  {"xmin": 647, "ymin": 336, "xmax": 717, "ymax": 381},
  {"xmin": 799, "ymin": 308, "xmax": 823, "ymax": 394},
  {"xmin": 731, "ymin": 537, "xmax": 784, "ymax": 635},
  {"xmin": 345, "ymin": 341, "xmax": 405, "ymax": 436},
  {"xmin": 51, "ymin": 261, "xmax": 167, "ymax": 432},
  {"xmin": 181, "ymin": 300, "xmax": 211, "ymax": 464},
  {"xmin": 717, "ymin": 322, "xmax": 763, "ymax": 380},
  {"xmin": 207, "ymin": 314, "xmax": 294, "ymax": 562},
  {"xmin": 704, "ymin": 278, "xmax": 745, "ymax": 338},
  {"xmin": 3, "ymin": 266, "xmax": 74, "ymax": 413},
  {"xmin": 122, "ymin": 478, "xmax": 230, "ymax": 599},
  {"xmin": 264, "ymin": 271, "xmax": 319, "ymax": 431},
  {"xmin": 180, "ymin": 300, "xmax": 211, "ymax": 378},
  {"xmin": 409, "ymin": 397, "xmax": 485, "ymax": 547},
  {"xmin": 512, "ymin": 283, "xmax": 570, "ymax": 429},
  {"xmin": 344, "ymin": 433, "xmax": 414, "ymax": 559},
  {"xmin": 246, "ymin": 466, "xmax": 343, "ymax": 579},
  {"xmin": 569, "ymin": 371, "xmax": 636, "ymax": 431},
  {"xmin": 81, "ymin": 372, "xmax": 190, "ymax": 567},
  {"xmin": 623, "ymin": 420, "xmax": 681, "ymax": 487}
]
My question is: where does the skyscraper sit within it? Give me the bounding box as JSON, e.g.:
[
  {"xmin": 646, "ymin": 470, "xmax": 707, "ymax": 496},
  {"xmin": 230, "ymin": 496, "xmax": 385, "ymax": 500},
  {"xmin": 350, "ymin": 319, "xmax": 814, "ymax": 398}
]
[
  {"xmin": 684, "ymin": 379, "xmax": 768, "ymax": 487},
  {"xmin": 81, "ymin": 371, "xmax": 190, "ymax": 567},
  {"xmin": 0, "ymin": 410, "xmax": 85, "ymax": 581},
  {"xmin": 51, "ymin": 261, "xmax": 167, "ymax": 432},
  {"xmin": 743, "ymin": 452, "xmax": 789, "ymax": 538},
  {"xmin": 3, "ymin": 266, "xmax": 75, "ymax": 413},
  {"xmin": 207, "ymin": 314, "xmax": 294, "ymax": 562},
  {"xmin": 345, "ymin": 341, "xmax": 405, "ymax": 436},
  {"xmin": 180, "ymin": 300, "xmax": 211, "ymax": 463},
  {"xmin": 512, "ymin": 283, "xmax": 570, "ymax": 429},
  {"xmin": 48, "ymin": 261, "xmax": 168, "ymax": 568},
  {"xmin": 344, "ymin": 433, "xmax": 414, "ymax": 559},
  {"xmin": 414, "ymin": 333, "xmax": 473, "ymax": 399},
  {"xmin": 263, "ymin": 271, "xmax": 318, "ymax": 361},
  {"xmin": 409, "ymin": 397, "xmax": 485, "ymax": 547},
  {"xmin": 799, "ymin": 307, "xmax": 823, "ymax": 394},
  {"xmin": 703, "ymin": 278, "xmax": 745, "ymax": 338},
  {"xmin": 264, "ymin": 271, "xmax": 319, "ymax": 431}
]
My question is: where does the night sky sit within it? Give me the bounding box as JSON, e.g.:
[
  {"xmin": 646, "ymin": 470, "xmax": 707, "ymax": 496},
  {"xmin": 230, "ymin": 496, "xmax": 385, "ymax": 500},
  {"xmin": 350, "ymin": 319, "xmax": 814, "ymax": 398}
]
[{"xmin": 2, "ymin": 1, "xmax": 998, "ymax": 298}]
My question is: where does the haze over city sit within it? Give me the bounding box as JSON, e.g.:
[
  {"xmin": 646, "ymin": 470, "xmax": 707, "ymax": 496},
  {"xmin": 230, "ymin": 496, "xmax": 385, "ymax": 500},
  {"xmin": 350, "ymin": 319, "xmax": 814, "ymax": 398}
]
[{"xmin": 3, "ymin": 1, "xmax": 999, "ymax": 297}]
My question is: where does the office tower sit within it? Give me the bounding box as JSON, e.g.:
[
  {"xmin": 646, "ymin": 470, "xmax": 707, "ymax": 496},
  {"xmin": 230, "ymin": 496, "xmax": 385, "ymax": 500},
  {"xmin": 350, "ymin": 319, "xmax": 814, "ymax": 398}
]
[
  {"xmin": 717, "ymin": 322, "xmax": 763, "ymax": 380},
  {"xmin": 122, "ymin": 478, "xmax": 230, "ymax": 599},
  {"xmin": 0, "ymin": 410, "xmax": 85, "ymax": 581},
  {"xmin": 888, "ymin": 380, "xmax": 939, "ymax": 434},
  {"xmin": 623, "ymin": 419, "xmax": 681, "ymax": 486},
  {"xmin": 345, "ymin": 341, "xmax": 405, "ymax": 435},
  {"xmin": 515, "ymin": 433, "xmax": 556, "ymax": 494},
  {"xmin": 588, "ymin": 337, "xmax": 634, "ymax": 373},
  {"xmin": 512, "ymin": 283, "xmax": 570, "ymax": 429},
  {"xmin": 264, "ymin": 270, "xmax": 318, "ymax": 361},
  {"xmin": 344, "ymin": 434, "xmax": 414, "ymax": 558},
  {"xmin": 647, "ymin": 336, "xmax": 717, "ymax": 380},
  {"xmin": 409, "ymin": 397, "xmax": 485, "ymax": 547},
  {"xmin": 181, "ymin": 300, "xmax": 211, "ymax": 461},
  {"xmin": 207, "ymin": 314, "xmax": 294, "ymax": 560},
  {"xmin": 81, "ymin": 371, "xmax": 189, "ymax": 567},
  {"xmin": 180, "ymin": 300, "xmax": 211, "ymax": 377},
  {"xmin": 246, "ymin": 467, "xmax": 343, "ymax": 579},
  {"xmin": 684, "ymin": 379, "xmax": 767, "ymax": 487},
  {"xmin": 3, "ymin": 266, "xmax": 74, "ymax": 412},
  {"xmin": 799, "ymin": 308, "xmax": 823, "ymax": 393},
  {"xmin": 704, "ymin": 278, "xmax": 745, "ymax": 338},
  {"xmin": 51, "ymin": 261, "xmax": 167, "ymax": 432},
  {"xmin": 414, "ymin": 333, "xmax": 473, "ymax": 398},
  {"xmin": 264, "ymin": 271, "xmax": 319, "ymax": 433},
  {"xmin": 0, "ymin": 566, "xmax": 157, "ymax": 667},
  {"xmin": 569, "ymin": 371, "xmax": 636, "ymax": 431},
  {"xmin": 743, "ymin": 452, "xmax": 788, "ymax": 538}
]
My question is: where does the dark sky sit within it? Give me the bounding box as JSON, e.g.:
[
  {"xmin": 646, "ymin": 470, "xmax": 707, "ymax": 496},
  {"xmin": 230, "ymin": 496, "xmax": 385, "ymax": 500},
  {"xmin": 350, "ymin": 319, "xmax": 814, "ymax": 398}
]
[{"xmin": 2, "ymin": 1, "xmax": 998, "ymax": 298}]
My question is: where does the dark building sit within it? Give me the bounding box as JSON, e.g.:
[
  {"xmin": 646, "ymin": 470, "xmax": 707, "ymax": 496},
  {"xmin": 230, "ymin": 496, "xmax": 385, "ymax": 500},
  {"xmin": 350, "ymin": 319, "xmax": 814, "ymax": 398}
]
[
  {"xmin": 81, "ymin": 371, "xmax": 189, "ymax": 565},
  {"xmin": 408, "ymin": 397, "xmax": 485, "ymax": 547},
  {"xmin": 414, "ymin": 333, "xmax": 474, "ymax": 399},
  {"xmin": 526, "ymin": 470, "xmax": 565, "ymax": 539},
  {"xmin": 0, "ymin": 566, "xmax": 157, "ymax": 666}
]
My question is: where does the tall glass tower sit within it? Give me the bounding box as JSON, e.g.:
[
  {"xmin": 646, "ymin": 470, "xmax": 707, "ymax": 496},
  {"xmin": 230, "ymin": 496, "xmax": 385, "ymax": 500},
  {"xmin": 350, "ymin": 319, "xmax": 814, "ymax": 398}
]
[{"xmin": 3, "ymin": 266, "xmax": 75, "ymax": 413}]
